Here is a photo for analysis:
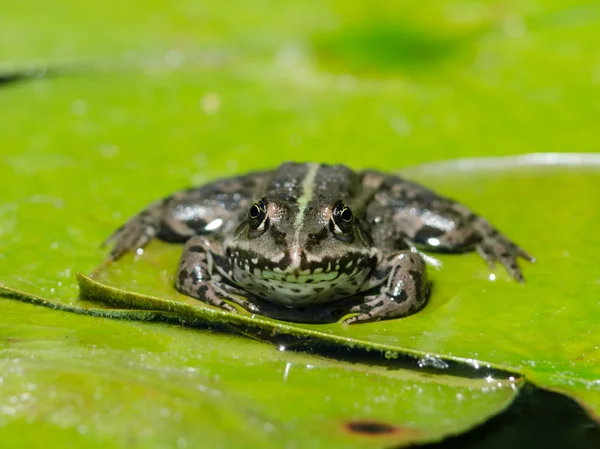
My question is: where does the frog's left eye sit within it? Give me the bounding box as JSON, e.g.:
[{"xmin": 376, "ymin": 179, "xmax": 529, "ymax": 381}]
[
  {"xmin": 331, "ymin": 201, "xmax": 354, "ymax": 235},
  {"xmin": 248, "ymin": 199, "xmax": 268, "ymax": 231}
]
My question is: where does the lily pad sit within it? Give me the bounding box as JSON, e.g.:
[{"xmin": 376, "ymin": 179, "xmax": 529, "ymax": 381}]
[
  {"xmin": 68, "ymin": 155, "xmax": 599, "ymax": 418},
  {"xmin": 0, "ymin": 298, "xmax": 521, "ymax": 447}
]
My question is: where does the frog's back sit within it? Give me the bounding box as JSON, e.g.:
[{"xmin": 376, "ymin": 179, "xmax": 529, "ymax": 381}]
[{"xmin": 263, "ymin": 162, "xmax": 358, "ymax": 201}]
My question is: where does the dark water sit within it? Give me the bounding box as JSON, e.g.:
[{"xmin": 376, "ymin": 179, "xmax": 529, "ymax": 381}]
[{"xmin": 414, "ymin": 383, "xmax": 600, "ymax": 449}]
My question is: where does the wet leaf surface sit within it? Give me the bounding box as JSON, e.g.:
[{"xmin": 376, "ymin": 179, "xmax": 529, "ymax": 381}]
[
  {"xmin": 75, "ymin": 159, "xmax": 600, "ymax": 418},
  {"xmin": 0, "ymin": 300, "xmax": 520, "ymax": 447}
]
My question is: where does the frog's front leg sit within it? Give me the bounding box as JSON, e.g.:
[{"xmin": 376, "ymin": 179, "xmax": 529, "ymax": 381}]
[
  {"xmin": 176, "ymin": 236, "xmax": 260, "ymax": 313},
  {"xmin": 343, "ymin": 252, "xmax": 429, "ymax": 325}
]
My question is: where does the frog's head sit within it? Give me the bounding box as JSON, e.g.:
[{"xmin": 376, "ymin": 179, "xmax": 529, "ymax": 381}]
[{"xmin": 226, "ymin": 194, "xmax": 379, "ymax": 305}]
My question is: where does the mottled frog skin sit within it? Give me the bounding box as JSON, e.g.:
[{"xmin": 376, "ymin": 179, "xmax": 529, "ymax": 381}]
[{"xmin": 104, "ymin": 163, "xmax": 533, "ymax": 324}]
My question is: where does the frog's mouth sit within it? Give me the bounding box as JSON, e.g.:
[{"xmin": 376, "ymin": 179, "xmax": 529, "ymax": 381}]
[{"xmin": 230, "ymin": 248, "xmax": 379, "ymax": 283}]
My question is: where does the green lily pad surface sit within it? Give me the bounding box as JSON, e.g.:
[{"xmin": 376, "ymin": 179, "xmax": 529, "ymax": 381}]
[
  {"xmin": 2, "ymin": 300, "xmax": 521, "ymax": 448},
  {"xmin": 78, "ymin": 157, "xmax": 600, "ymax": 415},
  {"xmin": 1, "ymin": 0, "xmax": 600, "ymax": 445}
]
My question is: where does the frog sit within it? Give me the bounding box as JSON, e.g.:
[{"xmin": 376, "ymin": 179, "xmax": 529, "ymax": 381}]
[{"xmin": 104, "ymin": 162, "xmax": 533, "ymax": 324}]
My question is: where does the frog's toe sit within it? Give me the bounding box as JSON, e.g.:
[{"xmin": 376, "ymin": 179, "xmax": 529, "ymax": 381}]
[
  {"xmin": 477, "ymin": 236, "xmax": 533, "ymax": 283},
  {"xmin": 342, "ymin": 296, "xmax": 417, "ymax": 324},
  {"xmin": 476, "ymin": 243, "xmax": 497, "ymax": 269},
  {"xmin": 104, "ymin": 217, "xmax": 158, "ymax": 260},
  {"xmin": 343, "ymin": 292, "xmax": 426, "ymax": 325},
  {"xmin": 215, "ymin": 301, "xmax": 238, "ymax": 313},
  {"xmin": 505, "ymin": 262, "xmax": 525, "ymax": 283},
  {"xmin": 211, "ymin": 299, "xmax": 237, "ymax": 313},
  {"xmin": 342, "ymin": 312, "xmax": 375, "ymax": 325},
  {"xmin": 517, "ymin": 246, "xmax": 536, "ymax": 263},
  {"xmin": 195, "ymin": 284, "xmax": 239, "ymax": 313}
]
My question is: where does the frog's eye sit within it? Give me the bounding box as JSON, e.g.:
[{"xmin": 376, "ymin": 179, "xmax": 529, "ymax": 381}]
[
  {"xmin": 248, "ymin": 199, "xmax": 268, "ymax": 231},
  {"xmin": 331, "ymin": 201, "xmax": 354, "ymax": 235}
]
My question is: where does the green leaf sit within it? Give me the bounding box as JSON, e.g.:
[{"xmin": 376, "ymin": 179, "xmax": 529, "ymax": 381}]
[
  {"xmin": 0, "ymin": 298, "xmax": 520, "ymax": 447},
  {"xmin": 69, "ymin": 157, "xmax": 600, "ymax": 419}
]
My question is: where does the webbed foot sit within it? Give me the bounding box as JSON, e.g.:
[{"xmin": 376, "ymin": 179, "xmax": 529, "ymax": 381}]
[
  {"xmin": 103, "ymin": 200, "xmax": 167, "ymax": 260},
  {"xmin": 474, "ymin": 219, "xmax": 535, "ymax": 283}
]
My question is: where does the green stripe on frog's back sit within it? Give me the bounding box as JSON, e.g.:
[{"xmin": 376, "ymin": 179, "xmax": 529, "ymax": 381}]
[
  {"xmin": 292, "ymin": 163, "xmax": 358, "ymax": 249},
  {"xmin": 263, "ymin": 163, "xmax": 359, "ymax": 247},
  {"xmin": 293, "ymin": 163, "xmax": 320, "ymax": 234}
]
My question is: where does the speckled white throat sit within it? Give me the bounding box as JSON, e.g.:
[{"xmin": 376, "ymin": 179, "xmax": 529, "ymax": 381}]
[{"xmin": 231, "ymin": 264, "xmax": 373, "ymax": 306}]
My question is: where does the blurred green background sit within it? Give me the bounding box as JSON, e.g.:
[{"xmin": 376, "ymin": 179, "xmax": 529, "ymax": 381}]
[{"xmin": 1, "ymin": 0, "xmax": 600, "ymax": 447}]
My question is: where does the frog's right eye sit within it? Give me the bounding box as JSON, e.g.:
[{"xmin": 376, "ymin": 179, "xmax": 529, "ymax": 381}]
[
  {"xmin": 248, "ymin": 199, "xmax": 268, "ymax": 231},
  {"xmin": 331, "ymin": 200, "xmax": 354, "ymax": 235}
]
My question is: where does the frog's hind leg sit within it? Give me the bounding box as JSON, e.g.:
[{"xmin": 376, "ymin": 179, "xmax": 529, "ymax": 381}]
[
  {"xmin": 104, "ymin": 171, "xmax": 271, "ymax": 261},
  {"xmin": 360, "ymin": 171, "xmax": 534, "ymax": 282},
  {"xmin": 175, "ymin": 236, "xmax": 253, "ymax": 313},
  {"xmin": 344, "ymin": 251, "xmax": 429, "ymax": 325},
  {"xmin": 410, "ymin": 209, "xmax": 534, "ymax": 282}
]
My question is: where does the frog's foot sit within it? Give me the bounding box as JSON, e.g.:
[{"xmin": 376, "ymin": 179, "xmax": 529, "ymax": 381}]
[
  {"xmin": 103, "ymin": 200, "xmax": 166, "ymax": 260},
  {"xmin": 176, "ymin": 261, "xmax": 247, "ymax": 314},
  {"xmin": 474, "ymin": 219, "xmax": 535, "ymax": 283},
  {"xmin": 188, "ymin": 281, "xmax": 250, "ymax": 313},
  {"xmin": 343, "ymin": 287, "xmax": 430, "ymax": 325},
  {"xmin": 344, "ymin": 252, "xmax": 429, "ymax": 325},
  {"xmin": 175, "ymin": 236, "xmax": 245, "ymax": 313}
]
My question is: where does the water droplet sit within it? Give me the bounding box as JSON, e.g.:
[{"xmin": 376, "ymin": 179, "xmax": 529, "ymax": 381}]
[
  {"xmin": 384, "ymin": 350, "xmax": 398, "ymax": 360},
  {"xmin": 71, "ymin": 99, "xmax": 88, "ymax": 116},
  {"xmin": 503, "ymin": 15, "xmax": 527, "ymax": 39},
  {"xmin": 165, "ymin": 49, "xmax": 185, "ymax": 68},
  {"xmin": 417, "ymin": 354, "xmax": 449, "ymax": 369},
  {"xmin": 283, "ymin": 362, "xmax": 291, "ymax": 381},
  {"xmin": 390, "ymin": 116, "xmax": 412, "ymax": 136},
  {"xmin": 99, "ymin": 144, "xmax": 119, "ymax": 159},
  {"xmin": 200, "ymin": 93, "xmax": 221, "ymax": 114}
]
